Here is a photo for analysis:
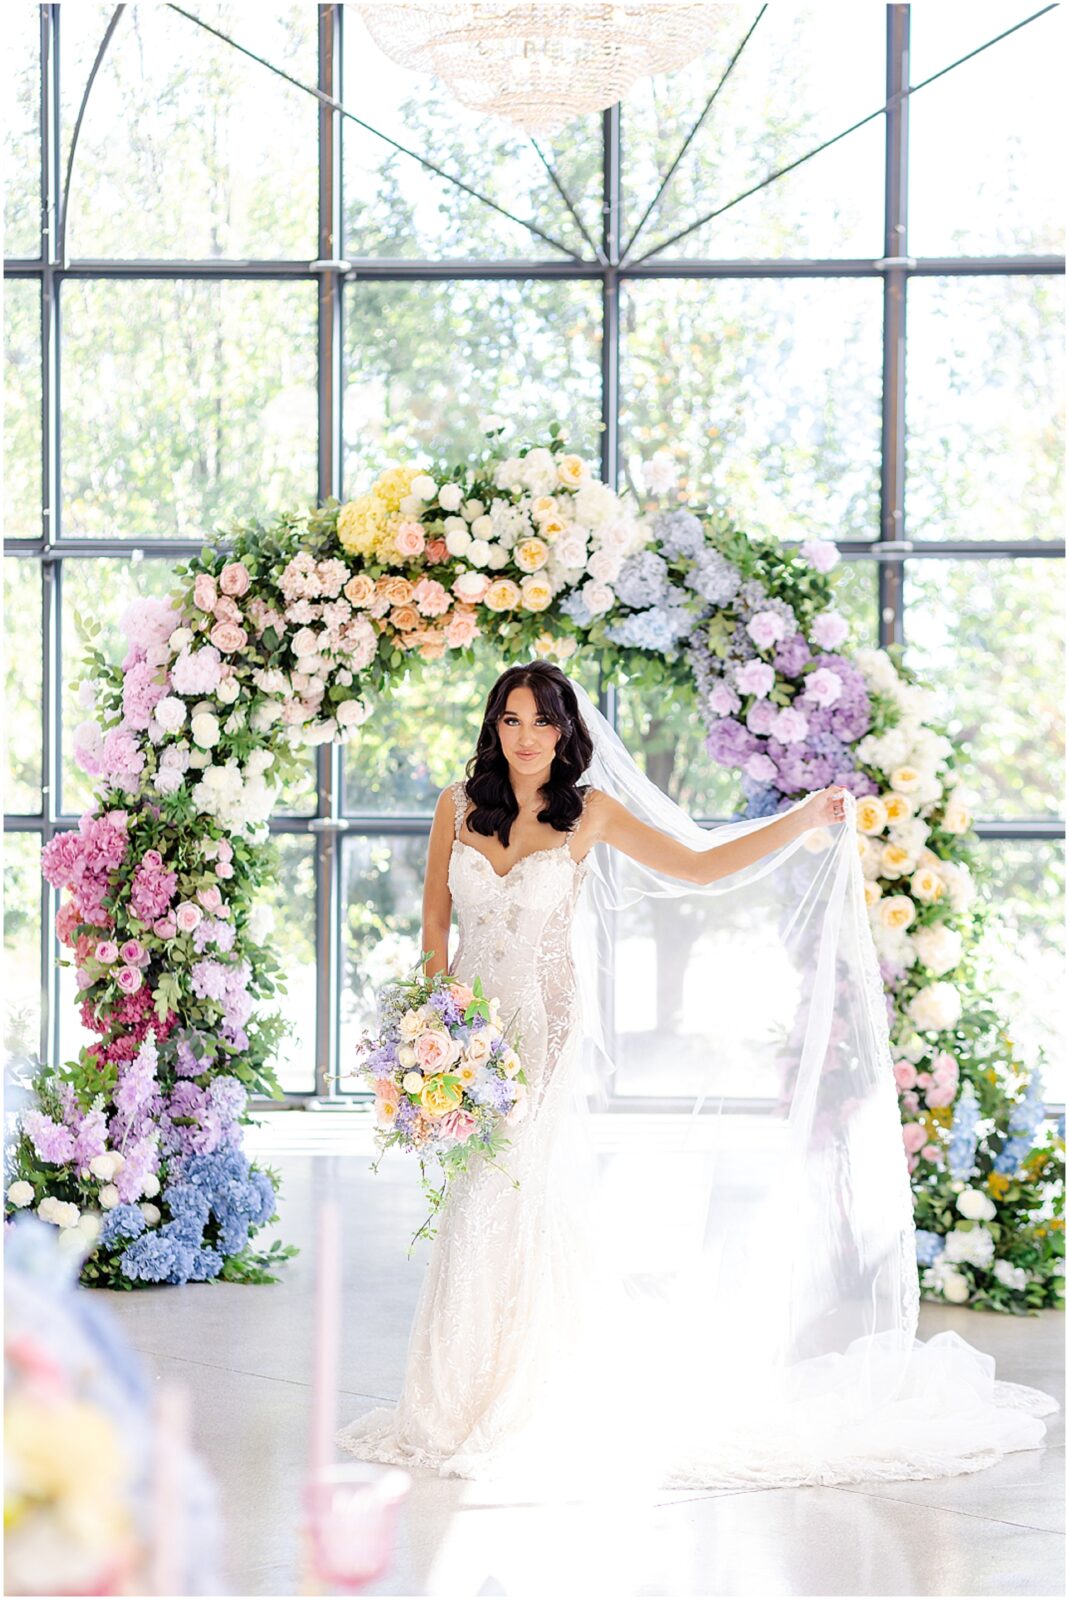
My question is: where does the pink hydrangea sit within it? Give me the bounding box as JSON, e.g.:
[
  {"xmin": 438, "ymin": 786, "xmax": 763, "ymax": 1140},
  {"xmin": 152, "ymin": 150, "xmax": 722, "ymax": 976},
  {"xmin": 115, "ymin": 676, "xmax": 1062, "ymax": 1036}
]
[
  {"xmin": 129, "ymin": 852, "xmax": 178, "ymax": 922},
  {"xmin": 170, "ymin": 644, "xmax": 222, "ymax": 696}
]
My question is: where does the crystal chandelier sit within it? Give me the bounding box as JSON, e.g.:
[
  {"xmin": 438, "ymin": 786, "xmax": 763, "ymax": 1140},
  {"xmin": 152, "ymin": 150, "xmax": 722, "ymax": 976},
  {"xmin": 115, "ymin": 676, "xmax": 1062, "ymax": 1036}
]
[{"xmin": 352, "ymin": 3, "xmax": 728, "ymax": 135}]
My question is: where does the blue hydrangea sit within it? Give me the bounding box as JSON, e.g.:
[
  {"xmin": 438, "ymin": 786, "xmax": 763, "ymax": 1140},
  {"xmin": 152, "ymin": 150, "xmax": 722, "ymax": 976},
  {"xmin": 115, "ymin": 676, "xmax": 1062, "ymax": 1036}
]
[
  {"xmin": 560, "ymin": 589, "xmax": 593, "ymax": 628},
  {"xmin": 120, "ymin": 1230, "xmax": 196, "ymax": 1286},
  {"xmin": 684, "ymin": 550, "xmax": 742, "ymax": 606},
  {"xmin": 99, "ymin": 1203, "xmax": 147, "ymax": 1249},
  {"xmin": 190, "ymin": 1246, "xmax": 225, "ymax": 1282},
  {"xmin": 605, "ymin": 608, "xmax": 679, "ymax": 653},
  {"xmin": 914, "ymin": 1228, "xmax": 944, "ymax": 1266},
  {"xmin": 614, "ymin": 550, "xmax": 669, "ymax": 609},
  {"xmin": 651, "ymin": 509, "xmax": 704, "ymax": 560}
]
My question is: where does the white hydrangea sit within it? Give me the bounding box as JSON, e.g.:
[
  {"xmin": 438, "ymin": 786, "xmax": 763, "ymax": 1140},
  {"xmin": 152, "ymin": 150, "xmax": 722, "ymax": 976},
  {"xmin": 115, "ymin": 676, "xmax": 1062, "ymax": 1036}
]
[
  {"xmin": 938, "ymin": 858, "xmax": 976, "ymax": 914},
  {"xmin": 943, "ymin": 1224, "xmax": 995, "ymax": 1269},
  {"xmin": 853, "ymin": 647, "xmax": 901, "ymax": 694},
  {"xmin": 993, "ymin": 1258, "xmax": 1028, "ymax": 1292},
  {"xmin": 921, "ymin": 1258, "xmax": 971, "ymax": 1303}
]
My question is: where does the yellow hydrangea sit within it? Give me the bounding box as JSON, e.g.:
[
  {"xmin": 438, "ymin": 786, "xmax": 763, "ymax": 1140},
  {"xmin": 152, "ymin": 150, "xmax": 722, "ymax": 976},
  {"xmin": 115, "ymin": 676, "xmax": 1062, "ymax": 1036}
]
[
  {"xmin": 375, "ymin": 464, "xmax": 420, "ymax": 512},
  {"xmin": 337, "ymin": 490, "xmax": 389, "ymax": 559}
]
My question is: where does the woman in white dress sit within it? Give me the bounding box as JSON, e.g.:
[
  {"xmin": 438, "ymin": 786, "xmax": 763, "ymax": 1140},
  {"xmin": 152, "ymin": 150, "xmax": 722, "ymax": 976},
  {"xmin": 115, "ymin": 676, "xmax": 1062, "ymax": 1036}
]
[{"xmin": 337, "ymin": 663, "xmax": 1058, "ymax": 1496}]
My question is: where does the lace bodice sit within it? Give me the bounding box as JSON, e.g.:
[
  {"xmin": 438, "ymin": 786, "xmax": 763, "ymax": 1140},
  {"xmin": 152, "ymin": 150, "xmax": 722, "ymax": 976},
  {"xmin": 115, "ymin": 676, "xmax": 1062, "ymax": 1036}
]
[{"xmin": 447, "ymin": 781, "xmax": 591, "ymax": 1118}]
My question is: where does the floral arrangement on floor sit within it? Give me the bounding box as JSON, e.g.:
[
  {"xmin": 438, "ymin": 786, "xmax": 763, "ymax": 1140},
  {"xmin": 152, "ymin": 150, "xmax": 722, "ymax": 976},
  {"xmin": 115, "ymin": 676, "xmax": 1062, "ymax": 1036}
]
[
  {"xmin": 352, "ymin": 965, "xmax": 529, "ymax": 1254},
  {"xmin": 3, "ymin": 1214, "xmax": 222, "ymax": 1594},
  {"xmin": 5, "ymin": 426, "xmax": 1061, "ymax": 1306}
]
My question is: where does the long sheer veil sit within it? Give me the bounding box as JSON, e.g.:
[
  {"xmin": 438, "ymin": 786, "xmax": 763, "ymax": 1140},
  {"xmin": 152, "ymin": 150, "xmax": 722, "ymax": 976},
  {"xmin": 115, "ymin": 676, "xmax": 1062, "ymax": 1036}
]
[{"xmin": 549, "ymin": 673, "xmax": 1058, "ymax": 1493}]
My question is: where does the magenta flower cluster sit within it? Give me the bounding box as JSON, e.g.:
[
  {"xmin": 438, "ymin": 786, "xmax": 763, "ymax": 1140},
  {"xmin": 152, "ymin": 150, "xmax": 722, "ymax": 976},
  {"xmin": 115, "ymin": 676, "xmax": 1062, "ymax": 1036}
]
[{"xmin": 41, "ymin": 809, "xmax": 130, "ymax": 926}]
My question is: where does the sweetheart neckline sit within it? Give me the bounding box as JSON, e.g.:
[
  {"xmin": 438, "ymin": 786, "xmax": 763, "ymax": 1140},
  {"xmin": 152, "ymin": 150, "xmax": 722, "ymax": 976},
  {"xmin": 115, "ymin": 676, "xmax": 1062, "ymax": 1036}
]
[{"xmin": 451, "ymin": 837, "xmax": 584, "ymax": 881}]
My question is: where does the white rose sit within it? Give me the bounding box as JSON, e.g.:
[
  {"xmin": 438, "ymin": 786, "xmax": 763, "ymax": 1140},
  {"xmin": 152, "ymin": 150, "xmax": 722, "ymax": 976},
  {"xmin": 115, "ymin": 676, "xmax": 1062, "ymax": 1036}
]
[
  {"xmin": 139, "ymin": 1202, "xmax": 162, "ymax": 1226},
  {"xmin": 154, "ymin": 696, "xmax": 187, "ymax": 732},
  {"xmin": 401, "ymin": 1070, "xmax": 424, "ymax": 1093},
  {"xmin": 956, "ymin": 1187, "xmax": 997, "ymax": 1222},
  {"xmin": 191, "ymin": 711, "xmax": 221, "ymax": 749},
  {"xmin": 336, "ymin": 698, "xmax": 372, "ymax": 729},
  {"xmin": 470, "ymin": 515, "xmax": 494, "ymax": 540},
  {"xmin": 168, "ymin": 626, "xmax": 195, "ymax": 652},
  {"xmin": 554, "ymin": 533, "xmax": 589, "ymax": 570},
  {"xmin": 467, "ymin": 539, "xmax": 492, "ymax": 568},
  {"xmin": 89, "ymin": 1151, "xmax": 124, "ymax": 1182},
  {"xmin": 410, "ymin": 474, "xmax": 437, "ymax": 500},
  {"xmin": 438, "ymin": 483, "xmax": 463, "ymax": 512},
  {"xmin": 464, "ymin": 1032, "xmax": 493, "ymax": 1066},
  {"xmin": 51, "ymin": 1200, "xmax": 81, "ymax": 1229},
  {"xmin": 445, "ymin": 527, "xmax": 473, "ymax": 557},
  {"xmin": 943, "ymin": 792, "xmax": 972, "ymax": 834},
  {"xmin": 586, "ymin": 547, "xmax": 622, "ymax": 584},
  {"xmin": 911, "ymin": 923, "xmax": 963, "ymax": 976},
  {"xmin": 443, "ymin": 515, "xmax": 469, "ymax": 535},
  {"xmin": 581, "ymin": 580, "xmax": 615, "ymax": 615},
  {"xmin": 141, "ymin": 1173, "xmax": 160, "ymax": 1199},
  {"xmin": 906, "ymin": 980, "xmax": 961, "ymax": 1033},
  {"xmin": 452, "ymin": 570, "xmax": 489, "ymax": 605},
  {"xmin": 98, "ymin": 1184, "xmax": 121, "ymax": 1210},
  {"xmin": 485, "ymin": 543, "xmax": 509, "ymax": 570},
  {"xmin": 397, "ymin": 1043, "xmax": 418, "ymax": 1068},
  {"xmin": 399, "ymin": 1009, "xmax": 424, "ymax": 1039},
  {"xmin": 216, "ymin": 677, "xmax": 241, "ymax": 705},
  {"xmin": 7, "ymin": 1180, "xmax": 34, "ymax": 1208}
]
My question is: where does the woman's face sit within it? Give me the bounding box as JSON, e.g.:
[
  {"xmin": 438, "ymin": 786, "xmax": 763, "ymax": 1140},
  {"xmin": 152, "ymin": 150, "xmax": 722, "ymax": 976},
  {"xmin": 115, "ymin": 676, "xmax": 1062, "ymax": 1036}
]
[{"xmin": 496, "ymin": 685, "xmax": 561, "ymax": 783}]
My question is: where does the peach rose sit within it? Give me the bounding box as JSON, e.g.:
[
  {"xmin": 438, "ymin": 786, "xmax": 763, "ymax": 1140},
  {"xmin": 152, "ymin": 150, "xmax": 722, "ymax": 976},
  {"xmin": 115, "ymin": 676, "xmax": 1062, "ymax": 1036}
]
[
  {"xmin": 390, "ymin": 604, "xmax": 421, "ymax": 632},
  {"xmin": 425, "ymin": 538, "xmax": 448, "ymax": 563},
  {"xmin": 212, "ymin": 595, "xmax": 243, "ymax": 625},
  {"xmin": 381, "ymin": 575, "xmax": 414, "ymax": 605},
  {"xmin": 193, "ymin": 574, "xmax": 218, "ymax": 611},
  {"xmin": 210, "ymin": 621, "xmax": 248, "ymax": 653},
  {"xmin": 519, "ymin": 574, "xmax": 553, "ymax": 611},
  {"xmin": 219, "ymin": 561, "xmax": 251, "ymax": 597},
  {"xmin": 447, "ymin": 979, "xmax": 475, "ymax": 1009},
  {"xmin": 393, "ymin": 521, "xmax": 426, "ymax": 559},
  {"xmin": 513, "ymin": 536, "xmax": 549, "ymax": 573},
  {"xmin": 344, "ymin": 573, "xmax": 376, "ymax": 607},
  {"xmin": 416, "ymin": 632, "xmax": 447, "ymax": 661},
  {"xmin": 445, "ymin": 609, "xmax": 480, "ymax": 648},
  {"xmin": 414, "ymin": 1032, "xmax": 452, "ymax": 1073},
  {"xmin": 412, "ymin": 577, "xmax": 451, "ymax": 617}
]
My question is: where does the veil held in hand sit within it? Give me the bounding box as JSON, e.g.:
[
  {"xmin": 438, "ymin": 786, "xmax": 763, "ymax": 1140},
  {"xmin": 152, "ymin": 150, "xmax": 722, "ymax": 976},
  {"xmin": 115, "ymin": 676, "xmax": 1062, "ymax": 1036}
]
[{"xmin": 547, "ymin": 673, "xmax": 1058, "ymax": 1494}]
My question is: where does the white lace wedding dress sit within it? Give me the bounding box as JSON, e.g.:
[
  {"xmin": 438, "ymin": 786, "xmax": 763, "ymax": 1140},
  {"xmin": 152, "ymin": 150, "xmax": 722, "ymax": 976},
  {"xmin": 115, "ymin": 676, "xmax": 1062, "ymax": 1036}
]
[
  {"xmin": 336, "ymin": 779, "xmax": 1060, "ymax": 1496},
  {"xmin": 336, "ymin": 781, "xmax": 630, "ymax": 1489}
]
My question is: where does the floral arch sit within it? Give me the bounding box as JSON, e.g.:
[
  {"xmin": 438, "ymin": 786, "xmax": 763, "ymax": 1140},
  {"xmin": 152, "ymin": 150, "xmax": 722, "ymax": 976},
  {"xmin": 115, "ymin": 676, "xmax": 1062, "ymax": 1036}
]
[{"xmin": 8, "ymin": 431, "xmax": 1063, "ymax": 1307}]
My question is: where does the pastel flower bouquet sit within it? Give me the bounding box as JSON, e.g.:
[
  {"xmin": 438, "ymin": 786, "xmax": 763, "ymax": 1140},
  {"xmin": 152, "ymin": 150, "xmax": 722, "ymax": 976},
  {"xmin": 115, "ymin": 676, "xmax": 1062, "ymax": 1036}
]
[{"xmin": 352, "ymin": 964, "xmax": 528, "ymax": 1253}]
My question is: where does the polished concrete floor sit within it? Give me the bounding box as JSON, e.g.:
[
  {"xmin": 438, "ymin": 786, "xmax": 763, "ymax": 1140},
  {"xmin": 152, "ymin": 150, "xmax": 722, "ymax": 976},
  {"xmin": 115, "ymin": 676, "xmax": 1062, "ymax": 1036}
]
[{"xmin": 105, "ymin": 1111, "xmax": 1066, "ymax": 1598}]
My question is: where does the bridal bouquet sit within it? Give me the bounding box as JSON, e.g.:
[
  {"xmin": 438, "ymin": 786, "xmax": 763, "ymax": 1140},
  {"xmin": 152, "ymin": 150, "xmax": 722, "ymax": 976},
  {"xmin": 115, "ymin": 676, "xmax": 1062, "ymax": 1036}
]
[{"xmin": 351, "ymin": 963, "xmax": 528, "ymax": 1252}]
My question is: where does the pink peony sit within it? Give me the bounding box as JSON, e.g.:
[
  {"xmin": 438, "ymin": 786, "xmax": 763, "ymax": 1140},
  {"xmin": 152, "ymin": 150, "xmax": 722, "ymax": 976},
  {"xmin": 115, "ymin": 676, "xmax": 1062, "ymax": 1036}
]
[
  {"xmin": 921, "ymin": 1143, "xmax": 942, "ymax": 1163},
  {"xmin": 901, "ymin": 1121, "xmax": 927, "ymax": 1154},
  {"xmin": 440, "ymin": 1107, "xmax": 477, "ymax": 1142},
  {"xmin": 175, "ymin": 902, "xmax": 203, "ymax": 933},
  {"xmin": 708, "ymin": 682, "xmax": 741, "ymax": 717},
  {"xmin": 893, "ymin": 1060, "xmax": 918, "ymax": 1090}
]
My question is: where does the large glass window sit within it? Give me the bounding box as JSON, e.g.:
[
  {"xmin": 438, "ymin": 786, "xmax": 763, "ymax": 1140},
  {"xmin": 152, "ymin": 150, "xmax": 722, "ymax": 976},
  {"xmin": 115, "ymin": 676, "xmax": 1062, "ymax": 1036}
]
[{"xmin": 4, "ymin": 5, "xmax": 1063, "ymax": 1108}]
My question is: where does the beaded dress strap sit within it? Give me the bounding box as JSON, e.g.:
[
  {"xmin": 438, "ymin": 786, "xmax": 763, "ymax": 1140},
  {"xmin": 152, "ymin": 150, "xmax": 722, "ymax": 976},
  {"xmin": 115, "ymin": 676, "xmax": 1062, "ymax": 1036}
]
[{"xmin": 452, "ymin": 781, "xmax": 467, "ymax": 840}]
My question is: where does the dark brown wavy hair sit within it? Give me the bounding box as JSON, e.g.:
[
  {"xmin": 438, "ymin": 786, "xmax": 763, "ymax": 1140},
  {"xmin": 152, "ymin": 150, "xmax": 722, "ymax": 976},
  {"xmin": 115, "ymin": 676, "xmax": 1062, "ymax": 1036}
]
[{"xmin": 462, "ymin": 663, "xmax": 595, "ymax": 848}]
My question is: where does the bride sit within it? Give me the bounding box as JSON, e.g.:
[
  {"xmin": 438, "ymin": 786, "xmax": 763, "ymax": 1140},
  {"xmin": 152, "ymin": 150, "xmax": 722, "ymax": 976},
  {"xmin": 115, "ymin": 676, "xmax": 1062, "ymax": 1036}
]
[{"xmin": 337, "ymin": 662, "xmax": 1058, "ymax": 1497}]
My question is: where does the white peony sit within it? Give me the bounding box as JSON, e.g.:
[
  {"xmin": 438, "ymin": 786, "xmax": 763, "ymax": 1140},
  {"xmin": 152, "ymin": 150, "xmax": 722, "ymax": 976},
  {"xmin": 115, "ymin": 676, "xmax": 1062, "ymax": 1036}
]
[
  {"xmin": 467, "ymin": 539, "xmax": 493, "ymax": 567},
  {"xmin": 7, "ymin": 1180, "xmax": 34, "ymax": 1208},
  {"xmin": 470, "ymin": 515, "xmax": 494, "ymax": 540},
  {"xmin": 410, "ymin": 473, "xmax": 437, "ymax": 500},
  {"xmin": 906, "ymin": 980, "xmax": 962, "ymax": 1032},
  {"xmin": 437, "ymin": 483, "xmax": 463, "ymax": 512},
  {"xmin": 956, "ymin": 1187, "xmax": 997, "ymax": 1222},
  {"xmin": 139, "ymin": 1202, "xmax": 162, "ymax": 1226},
  {"xmin": 98, "ymin": 1184, "xmax": 121, "ymax": 1210}
]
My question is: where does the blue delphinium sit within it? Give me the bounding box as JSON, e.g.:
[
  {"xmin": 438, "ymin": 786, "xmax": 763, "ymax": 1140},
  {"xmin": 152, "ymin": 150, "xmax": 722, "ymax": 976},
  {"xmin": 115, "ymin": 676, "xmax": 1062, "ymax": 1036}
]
[
  {"xmin": 947, "ymin": 1080, "xmax": 981, "ymax": 1180},
  {"xmin": 993, "ymin": 1073, "xmax": 1046, "ymax": 1174}
]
